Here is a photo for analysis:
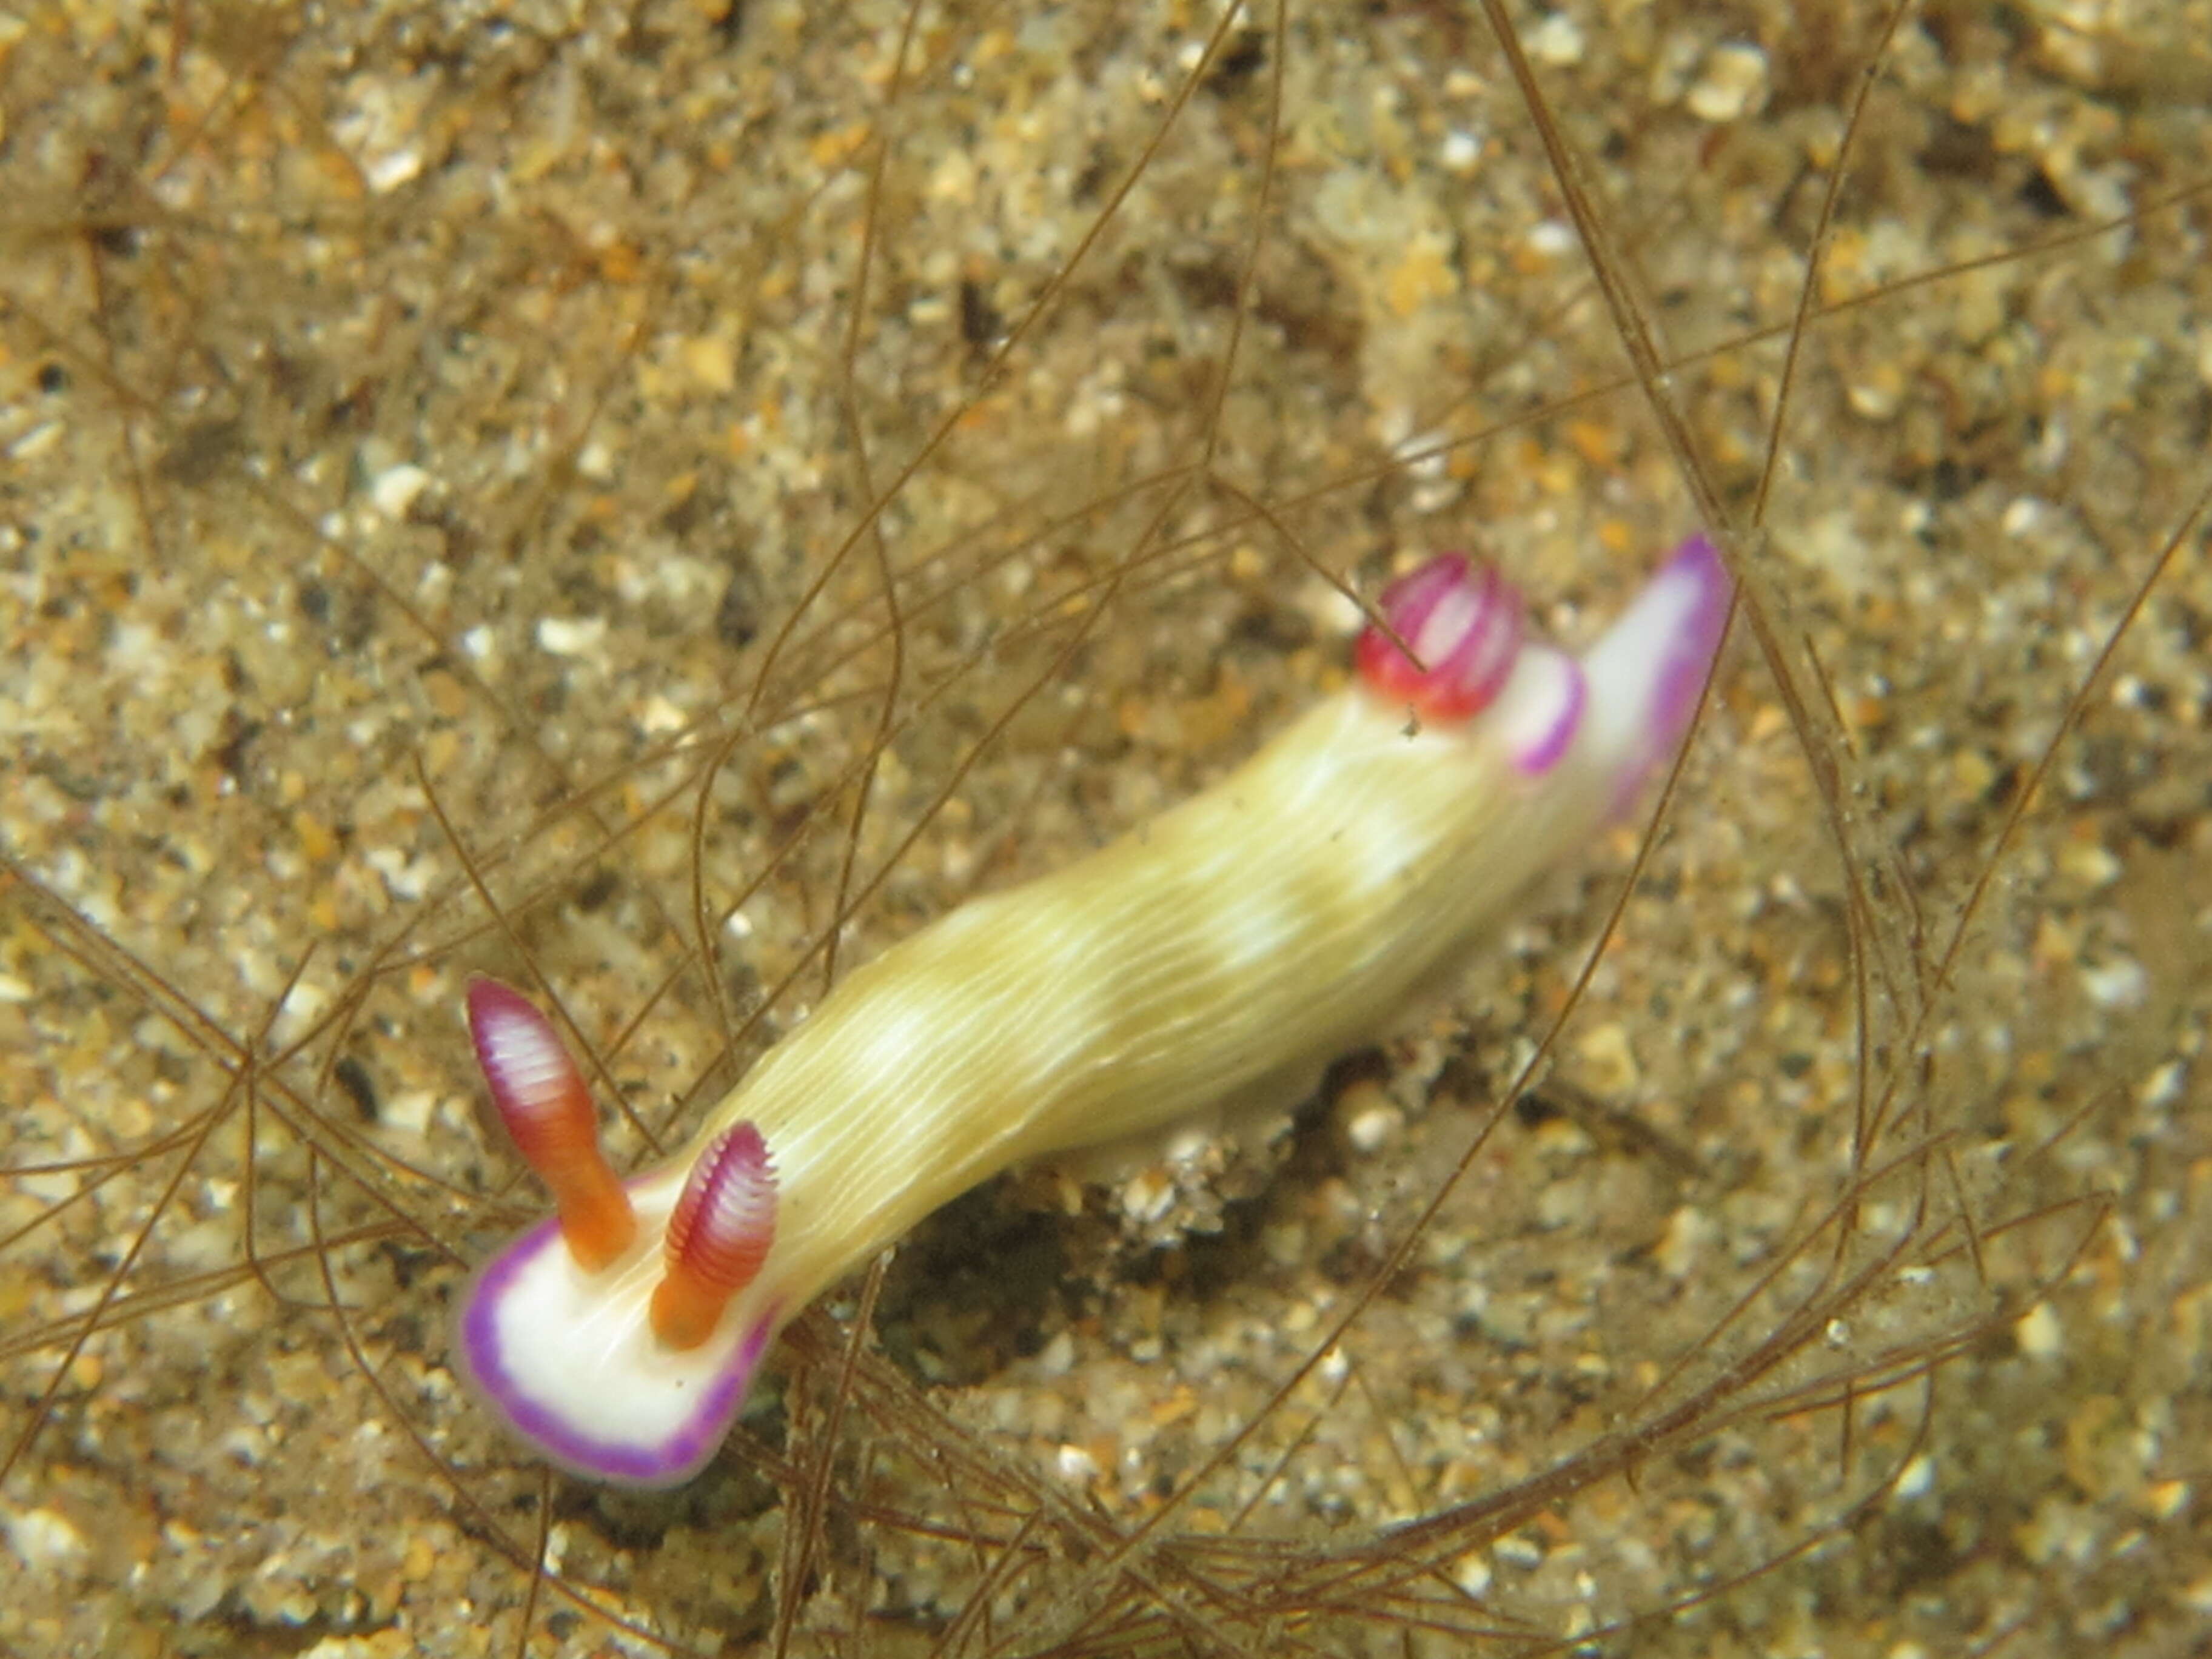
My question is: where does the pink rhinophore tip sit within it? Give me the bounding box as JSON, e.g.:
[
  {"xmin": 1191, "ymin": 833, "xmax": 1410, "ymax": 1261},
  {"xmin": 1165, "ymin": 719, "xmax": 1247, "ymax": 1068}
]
[{"xmin": 1355, "ymin": 555, "xmax": 1526, "ymax": 722}]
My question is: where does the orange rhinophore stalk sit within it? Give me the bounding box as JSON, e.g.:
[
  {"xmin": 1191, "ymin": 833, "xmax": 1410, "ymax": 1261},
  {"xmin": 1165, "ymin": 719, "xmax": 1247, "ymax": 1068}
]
[
  {"xmin": 650, "ymin": 1123, "xmax": 778, "ymax": 1350},
  {"xmin": 466, "ymin": 977, "xmax": 637, "ymax": 1272}
]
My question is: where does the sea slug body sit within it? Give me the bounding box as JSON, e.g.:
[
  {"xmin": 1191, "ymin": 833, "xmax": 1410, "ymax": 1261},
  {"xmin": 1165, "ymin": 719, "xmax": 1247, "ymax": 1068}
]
[{"xmin": 455, "ymin": 537, "xmax": 1732, "ymax": 1485}]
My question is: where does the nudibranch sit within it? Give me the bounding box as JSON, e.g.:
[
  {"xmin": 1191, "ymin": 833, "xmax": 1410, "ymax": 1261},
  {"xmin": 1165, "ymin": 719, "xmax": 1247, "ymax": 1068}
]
[{"xmin": 455, "ymin": 537, "xmax": 1731, "ymax": 1485}]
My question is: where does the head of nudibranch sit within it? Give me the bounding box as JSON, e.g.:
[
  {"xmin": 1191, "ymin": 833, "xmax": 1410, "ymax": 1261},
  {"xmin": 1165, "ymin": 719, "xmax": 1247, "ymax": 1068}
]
[{"xmin": 455, "ymin": 980, "xmax": 785, "ymax": 1486}]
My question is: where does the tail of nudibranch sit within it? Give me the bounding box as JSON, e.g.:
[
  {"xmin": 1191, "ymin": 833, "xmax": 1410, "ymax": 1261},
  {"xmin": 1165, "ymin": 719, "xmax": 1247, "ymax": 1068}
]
[{"xmin": 1572, "ymin": 534, "xmax": 1734, "ymax": 807}]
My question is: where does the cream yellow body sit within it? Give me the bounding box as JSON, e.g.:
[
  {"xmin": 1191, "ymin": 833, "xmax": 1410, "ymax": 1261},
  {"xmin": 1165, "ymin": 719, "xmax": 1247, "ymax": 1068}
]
[{"xmin": 702, "ymin": 664, "xmax": 1603, "ymax": 1320}]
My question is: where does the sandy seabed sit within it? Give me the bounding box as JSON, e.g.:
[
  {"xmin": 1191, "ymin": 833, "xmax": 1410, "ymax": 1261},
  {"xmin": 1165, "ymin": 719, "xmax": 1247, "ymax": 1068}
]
[{"xmin": 4, "ymin": 2, "xmax": 2211, "ymax": 1655}]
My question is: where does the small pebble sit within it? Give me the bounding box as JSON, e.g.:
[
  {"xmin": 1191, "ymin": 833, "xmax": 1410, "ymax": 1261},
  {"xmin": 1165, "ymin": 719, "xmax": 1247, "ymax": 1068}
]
[
  {"xmin": 2016, "ymin": 1301, "xmax": 2064, "ymax": 1359},
  {"xmin": 1495, "ymin": 1532, "xmax": 1546, "ymax": 1569},
  {"xmin": 1526, "ymin": 12, "xmax": 1585, "ymax": 67},
  {"xmin": 1687, "ymin": 43, "xmax": 1769, "ymax": 122},
  {"xmin": 1344, "ymin": 1099, "xmax": 1403, "ymax": 1155},
  {"xmin": 535, "ymin": 616, "xmax": 608, "ymax": 657},
  {"xmin": 3, "ymin": 1507, "xmax": 89, "ymax": 1574},
  {"xmin": 2079, "ymin": 954, "xmax": 2147, "ymax": 1011},
  {"xmin": 369, "ymin": 463, "xmax": 432, "ymax": 519}
]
